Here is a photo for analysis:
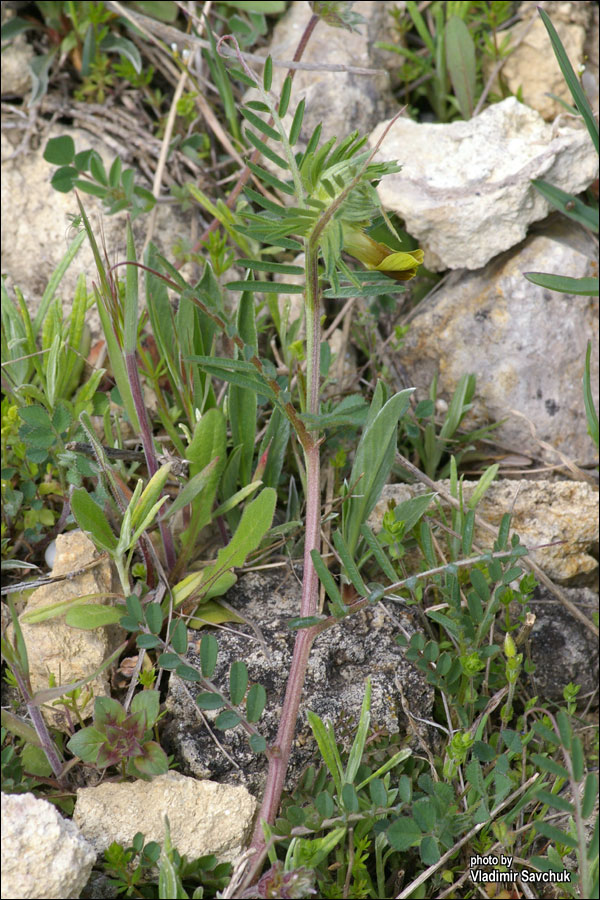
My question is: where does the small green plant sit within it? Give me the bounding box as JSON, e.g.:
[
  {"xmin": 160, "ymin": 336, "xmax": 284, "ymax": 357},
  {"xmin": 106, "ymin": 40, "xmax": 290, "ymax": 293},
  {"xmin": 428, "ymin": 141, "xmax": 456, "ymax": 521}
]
[
  {"xmin": 0, "ymin": 724, "xmax": 52, "ymax": 796},
  {"xmin": 378, "ymin": 1, "xmax": 514, "ymax": 121},
  {"xmin": 397, "ymin": 372, "xmax": 502, "ymax": 480},
  {"xmin": 1, "ymin": 254, "xmax": 110, "ymax": 562},
  {"xmin": 66, "ymin": 690, "xmax": 168, "ymax": 779},
  {"xmin": 43, "ymin": 135, "xmax": 156, "ymax": 219},
  {"xmin": 100, "ymin": 823, "xmax": 232, "ymax": 898},
  {"xmin": 0, "ymin": 1, "xmax": 171, "ymax": 104}
]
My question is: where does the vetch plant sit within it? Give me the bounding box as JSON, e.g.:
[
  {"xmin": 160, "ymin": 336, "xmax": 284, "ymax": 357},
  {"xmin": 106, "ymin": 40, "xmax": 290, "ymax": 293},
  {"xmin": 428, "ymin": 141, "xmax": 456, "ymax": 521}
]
[
  {"xmin": 194, "ymin": 33, "xmax": 424, "ymax": 879},
  {"xmin": 1, "ymin": 6, "xmax": 598, "ymax": 898}
]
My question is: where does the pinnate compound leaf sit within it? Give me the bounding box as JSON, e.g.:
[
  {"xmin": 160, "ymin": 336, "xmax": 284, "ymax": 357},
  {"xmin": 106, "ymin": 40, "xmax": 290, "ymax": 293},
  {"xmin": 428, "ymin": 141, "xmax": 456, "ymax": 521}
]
[
  {"xmin": 196, "ymin": 692, "xmax": 225, "ymax": 710},
  {"xmin": 174, "ymin": 663, "xmax": 200, "ymax": 682},
  {"xmin": 215, "ymin": 710, "xmax": 241, "ymax": 730},
  {"xmin": 245, "ymin": 129, "xmax": 289, "ymax": 169},
  {"xmin": 241, "ymin": 107, "xmax": 281, "ymax": 142},
  {"xmin": 200, "ymin": 633, "xmax": 218, "ymax": 677},
  {"xmin": 249, "ymin": 733, "xmax": 267, "ymax": 753},
  {"xmin": 534, "ymin": 820, "xmax": 579, "ymax": 850},
  {"xmin": 169, "ymin": 619, "xmax": 188, "ymax": 654},
  {"xmin": 136, "ymin": 634, "xmax": 161, "ymax": 649}
]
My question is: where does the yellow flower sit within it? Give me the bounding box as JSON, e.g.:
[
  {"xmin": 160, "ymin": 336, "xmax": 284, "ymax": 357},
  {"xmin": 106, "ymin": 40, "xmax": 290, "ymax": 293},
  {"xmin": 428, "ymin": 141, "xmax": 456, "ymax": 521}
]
[{"xmin": 342, "ymin": 226, "xmax": 424, "ymax": 282}]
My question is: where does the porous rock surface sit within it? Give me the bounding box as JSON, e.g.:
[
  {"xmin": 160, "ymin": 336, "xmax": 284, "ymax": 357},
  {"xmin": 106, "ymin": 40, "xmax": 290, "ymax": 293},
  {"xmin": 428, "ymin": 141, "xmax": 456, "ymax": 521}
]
[
  {"xmin": 394, "ymin": 220, "xmax": 599, "ymax": 465},
  {"xmin": 163, "ymin": 568, "xmax": 433, "ymax": 795},
  {"xmin": 1, "ymin": 791, "xmax": 96, "ymax": 900},
  {"xmin": 484, "ymin": 1, "xmax": 594, "ymax": 122},
  {"xmin": 527, "ymin": 586, "xmax": 599, "ymax": 702},
  {"xmin": 74, "ymin": 772, "xmax": 256, "ymax": 864},
  {"xmin": 369, "ymin": 479, "xmax": 599, "ymax": 586},
  {"xmin": 10, "ymin": 531, "xmax": 121, "ymax": 728}
]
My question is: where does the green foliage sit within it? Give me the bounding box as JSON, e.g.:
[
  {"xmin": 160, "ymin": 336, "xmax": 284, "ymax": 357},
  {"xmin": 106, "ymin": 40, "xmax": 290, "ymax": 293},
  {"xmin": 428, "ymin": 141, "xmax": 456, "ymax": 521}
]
[
  {"xmin": 262, "ymin": 501, "xmax": 597, "ymax": 898},
  {"xmin": 378, "ymin": 1, "xmax": 514, "ymax": 121},
  {"xmin": 44, "ymin": 136, "xmax": 155, "ymax": 219},
  {"xmin": 1, "ymin": 259, "xmax": 108, "ymax": 559},
  {"xmin": 66, "ymin": 691, "xmax": 168, "ymax": 778},
  {"xmin": 1, "ymin": 725, "xmax": 51, "ymax": 795},
  {"xmin": 0, "ymin": 1, "xmax": 168, "ymax": 104},
  {"xmin": 524, "ymin": 9, "xmax": 599, "ymax": 298},
  {"xmin": 101, "ymin": 827, "xmax": 231, "ymax": 898},
  {"xmin": 398, "ymin": 373, "xmax": 501, "ymax": 480},
  {"xmin": 583, "ymin": 342, "xmax": 599, "ymax": 451},
  {"xmin": 522, "ymin": 9, "xmax": 599, "ymax": 460}
]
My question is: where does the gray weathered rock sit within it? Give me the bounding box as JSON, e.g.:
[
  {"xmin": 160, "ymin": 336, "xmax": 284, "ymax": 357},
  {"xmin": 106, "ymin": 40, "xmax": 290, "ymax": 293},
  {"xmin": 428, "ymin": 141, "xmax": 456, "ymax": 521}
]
[
  {"xmin": 74, "ymin": 772, "xmax": 256, "ymax": 864},
  {"xmin": 1, "ymin": 791, "xmax": 96, "ymax": 900},
  {"xmin": 369, "ymin": 97, "xmax": 598, "ymax": 271},
  {"xmin": 369, "ymin": 479, "xmax": 598, "ymax": 586},
  {"xmin": 394, "ymin": 220, "xmax": 599, "ymax": 464},
  {"xmin": 163, "ymin": 569, "xmax": 433, "ymax": 796},
  {"xmin": 527, "ymin": 586, "xmax": 599, "ymax": 702},
  {"xmin": 251, "ymin": 1, "xmax": 394, "ymax": 150},
  {"xmin": 10, "ymin": 531, "xmax": 121, "ymax": 728}
]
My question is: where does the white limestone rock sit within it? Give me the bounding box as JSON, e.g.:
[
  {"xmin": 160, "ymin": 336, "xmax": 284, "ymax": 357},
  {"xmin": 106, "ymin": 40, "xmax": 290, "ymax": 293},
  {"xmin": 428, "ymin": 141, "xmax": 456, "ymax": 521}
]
[
  {"xmin": 1, "ymin": 791, "xmax": 96, "ymax": 900},
  {"xmin": 369, "ymin": 97, "xmax": 598, "ymax": 271},
  {"xmin": 74, "ymin": 772, "xmax": 257, "ymax": 864},
  {"xmin": 9, "ymin": 531, "xmax": 120, "ymax": 729}
]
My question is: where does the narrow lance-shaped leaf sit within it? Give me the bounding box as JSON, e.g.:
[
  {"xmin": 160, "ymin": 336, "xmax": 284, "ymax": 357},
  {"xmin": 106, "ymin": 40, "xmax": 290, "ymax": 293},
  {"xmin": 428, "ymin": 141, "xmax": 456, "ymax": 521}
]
[
  {"xmin": 180, "ymin": 408, "xmax": 227, "ymax": 543},
  {"xmin": 531, "ymin": 179, "xmax": 599, "ymax": 232},
  {"xmin": 310, "ymin": 549, "xmax": 346, "ymax": 616},
  {"xmin": 230, "ymin": 286, "xmax": 258, "ymax": 485},
  {"xmin": 523, "ymin": 272, "xmax": 599, "ymax": 296},
  {"xmin": 175, "ymin": 489, "xmax": 277, "ymax": 608},
  {"xmin": 343, "ymin": 388, "xmax": 414, "ymax": 556},
  {"xmin": 583, "ymin": 341, "xmax": 599, "ymax": 450},
  {"xmin": 344, "ymin": 679, "xmax": 371, "ymax": 784},
  {"xmin": 445, "ymin": 16, "xmax": 476, "ymax": 119},
  {"xmin": 70, "ymin": 488, "xmax": 118, "ymax": 553},
  {"xmin": 306, "ymin": 710, "xmax": 344, "ymax": 797},
  {"xmin": 538, "ymin": 7, "xmax": 598, "ymax": 153}
]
